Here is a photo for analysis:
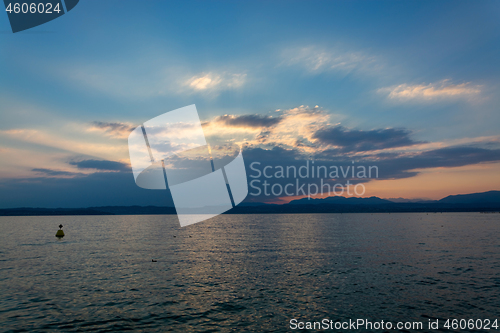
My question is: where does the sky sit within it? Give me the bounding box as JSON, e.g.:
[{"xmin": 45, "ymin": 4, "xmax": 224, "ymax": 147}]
[{"xmin": 0, "ymin": 0, "xmax": 499, "ymax": 208}]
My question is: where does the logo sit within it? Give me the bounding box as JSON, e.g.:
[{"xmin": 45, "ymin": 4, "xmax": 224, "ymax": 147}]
[
  {"xmin": 4, "ymin": 0, "xmax": 79, "ymax": 33},
  {"xmin": 128, "ymin": 105, "xmax": 248, "ymax": 227}
]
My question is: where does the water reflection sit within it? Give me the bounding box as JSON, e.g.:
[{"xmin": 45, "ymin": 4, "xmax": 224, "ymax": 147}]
[{"xmin": 1, "ymin": 213, "xmax": 499, "ymax": 332}]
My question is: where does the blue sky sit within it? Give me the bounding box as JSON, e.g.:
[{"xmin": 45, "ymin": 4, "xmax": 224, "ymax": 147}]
[{"xmin": 0, "ymin": 1, "xmax": 499, "ymax": 207}]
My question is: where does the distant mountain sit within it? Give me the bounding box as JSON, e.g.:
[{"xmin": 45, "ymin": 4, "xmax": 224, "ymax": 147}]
[
  {"xmin": 438, "ymin": 191, "xmax": 500, "ymax": 204},
  {"xmin": 288, "ymin": 196, "xmax": 392, "ymax": 205},
  {"xmin": 89, "ymin": 205, "xmax": 176, "ymax": 215},
  {"xmin": 1, "ymin": 191, "xmax": 499, "ymax": 216},
  {"xmin": 0, "ymin": 208, "xmax": 114, "ymax": 216},
  {"xmin": 0, "ymin": 206, "xmax": 176, "ymax": 216},
  {"xmin": 385, "ymin": 198, "xmax": 433, "ymax": 203},
  {"xmin": 238, "ymin": 202, "xmax": 270, "ymax": 206},
  {"xmin": 289, "ymin": 191, "xmax": 500, "ymax": 206}
]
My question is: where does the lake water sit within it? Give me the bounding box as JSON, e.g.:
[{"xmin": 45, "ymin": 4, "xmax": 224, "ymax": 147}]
[{"xmin": 1, "ymin": 213, "xmax": 499, "ymax": 332}]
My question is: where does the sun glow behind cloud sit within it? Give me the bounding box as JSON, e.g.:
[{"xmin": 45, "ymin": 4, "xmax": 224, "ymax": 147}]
[{"xmin": 202, "ymin": 105, "xmax": 335, "ymax": 151}]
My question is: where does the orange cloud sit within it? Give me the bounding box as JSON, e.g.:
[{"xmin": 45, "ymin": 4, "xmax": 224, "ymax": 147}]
[
  {"xmin": 87, "ymin": 121, "xmax": 136, "ymax": 139},
  {"xmin": 185, "ymin": 72, "xmax": 246, "ymax": 92},
  {"xmin": 381, "ymin": 79, "xmax": 482, "ymax": 101}
]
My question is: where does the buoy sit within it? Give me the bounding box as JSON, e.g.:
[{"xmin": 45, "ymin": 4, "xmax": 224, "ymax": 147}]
[{"xmin": 55, "ymin": 224, "xmax": 65, "ymax": 238}]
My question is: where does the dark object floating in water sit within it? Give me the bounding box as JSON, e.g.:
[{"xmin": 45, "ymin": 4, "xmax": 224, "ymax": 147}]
[
  {"xmin": 173, "ymin": 235, "xmax": 176, "ymax": 237},
  {"xmin": 152, "ymin": 259, "xmax": 157, "ymax": 262},
  {"xmin": 55, "ymin": 224, "xmax": 64, "ymax": 238}
]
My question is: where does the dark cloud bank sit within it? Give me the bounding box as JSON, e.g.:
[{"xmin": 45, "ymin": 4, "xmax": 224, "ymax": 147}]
[
  {"xmin": 312, "ymin": 126, "xmax": 422, "ymax": 152},
  {"xmin": 0, "ymin": 141, "xmax": 497, "ymax": 208},
  {"xmin": 215, "ymin": 114, "xmax": 281, "ymax": 128},
  {"xmin": 0, "ymin": 116, "xmax": 499, "ymax": 207},
  {"xmin": 69, "ymin": 159, "xmax": 130, "ymax": 172}
]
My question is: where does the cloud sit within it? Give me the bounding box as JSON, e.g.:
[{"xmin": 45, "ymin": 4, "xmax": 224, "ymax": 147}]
[
  {"xmin": 409, "ymin": 146, "xmax": 500, "ymax": 167},
  {"xmin": 202, "ymin": 105, "xmax": 334, "ymax": 151},
  {"xmin": 87, "ymin": 121, "xmax": 136, "ymax": 139},
  {"xmin": 259, "ymin": 106, "xmax": 333, "ymax": 148},
  {"xmin": 203, "ymin": 105, "xmax": 424, "ymax": 155},
  {"xmin": 368, "ymin": 146, "xmax": 500, "ymax": 180},
  {"xmin": 283, "ymin": 45, "xmax": 381, "ymax": 75},
  {"xmin": 0, "ymin": 128, "xmax": 129, "ymax": 161},
  {"xmin": 32, "ymin": 168, "xmax": 82, "ymax": 177},
  {"xmin": 69, "ymin": 159, "xmax": 130, "ymax": 172},
  {"xmin": 185, "ymin": 72, "xmax": 246, "ymax": 92},
  {"xmin": 192, "ymin": 105, "xmax": 499, "ymax": 163},
  {"xmin": 214, "ymin": 114, "xmax": 282, "ymax": 129},
  {"xmin": 381, "ymin": 80, "xmax": 482, "ymax": 101},
  {"xmin": 312, "ymin": 126, "xmax": 421, "ymax": 152}
]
